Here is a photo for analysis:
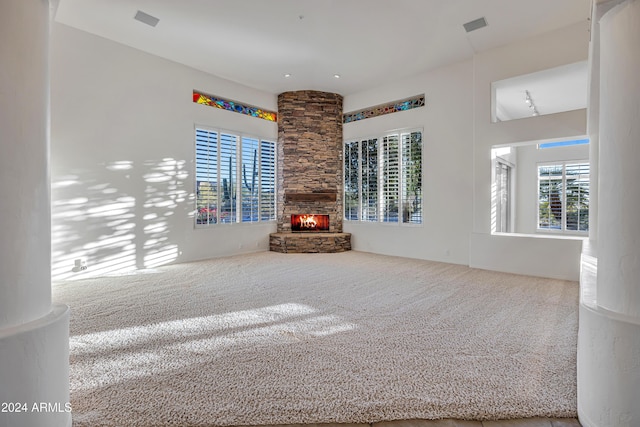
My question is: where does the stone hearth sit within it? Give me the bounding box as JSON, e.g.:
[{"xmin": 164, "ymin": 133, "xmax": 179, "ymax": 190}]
[
  {"xmin": 269, "ymin": 90, "xmax": 351, "ymax": 253},
  {"xmin": 270, "ymin": 232, "xmax": 351, "ymax": 253}
]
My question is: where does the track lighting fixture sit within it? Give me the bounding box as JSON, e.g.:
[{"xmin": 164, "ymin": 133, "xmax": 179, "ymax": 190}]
[{"xmin": 525, "ymin": 90, "xmax": 539, "ymax": 117}]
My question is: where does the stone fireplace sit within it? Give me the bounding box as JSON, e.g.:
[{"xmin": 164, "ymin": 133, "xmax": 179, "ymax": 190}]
[{"xmin": 269, "ymin": 90, "xmax": 351, "ymax": 253}]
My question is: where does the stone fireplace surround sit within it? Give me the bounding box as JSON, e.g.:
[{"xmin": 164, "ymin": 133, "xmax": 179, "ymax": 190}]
[{"xmin": 269, "ymin": 90, "xmax": 351, "ymax": 253}]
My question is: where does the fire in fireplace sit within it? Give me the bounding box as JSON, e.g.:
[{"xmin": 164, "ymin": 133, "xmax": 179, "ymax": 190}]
[{"xmin": 291, "ymin": 214, "xmax": 330, "ymax": 232}]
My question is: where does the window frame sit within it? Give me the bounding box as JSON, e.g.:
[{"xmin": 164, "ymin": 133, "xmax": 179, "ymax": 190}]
[
  {"xmin": 536, "ymin": 160, "xmax": 589, "ymax": 235},
  {"xmin": 344, "ymin": 128, "xmax": 423, "ymax": 226},
  {"xmin": 195, "ymin": 125, "xmax": 276, "ymax": 228},
  {"xmin": 495, "ymin": 158, "xmax": 513, "ymax": 233}
]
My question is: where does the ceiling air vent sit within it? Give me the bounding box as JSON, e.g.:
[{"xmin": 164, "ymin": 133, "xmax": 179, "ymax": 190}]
[
  {"xmin": 134, "ymin": 10, "xmax": 160, "ymax": 27},
  {"xmin": 463, "ymin": 17, "xmax": 487, "ymax": 33}
]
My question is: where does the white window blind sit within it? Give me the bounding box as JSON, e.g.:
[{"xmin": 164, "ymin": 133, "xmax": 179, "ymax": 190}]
[
  {"xmin": 260, "ymin": 140, "xmax": 276, "ymax": 221},
  {"xmin": 361, "ymin": 138, "xmax": 379, "ymax": 222},
  {"xmin": 195, "ymin": 127, "xmax": 275, "ymax": 227},
  {"xmin": 241, "ymin": 137, "xmax": 259, "ymax": 222},
  {"xmin": 538, "ymin": 162, "xmax": 589, "ymax": 233},
  {"xmin": 195, "ymin": 129, "xmax": 218, "ymax": 224},
  {"xmin": 344, "ymin": 129, "xmax": 422, "ymax": 225},
  {"xmin": 344, "ymin": 140, "xmax": 359, "ymax": 221},
  {"xmin": 219, "ymin": 133, "xmax": 238, "ymax": 223},
  {"xmin": 401, "ymin": 131, "xmax": 422, "ymax": 224},
  {"xmin": 382, "ymin": 134, "xmax": 399, "ymax": 223}
]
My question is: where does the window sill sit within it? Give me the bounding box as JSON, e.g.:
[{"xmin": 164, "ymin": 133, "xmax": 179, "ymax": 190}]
[
  {"xmin": 492, "ymin": 231, "xmax": 587, "ymax": 241},
  {"xmin": 195, "ymin": 220, "xmax": 276, "ymax": 230}
]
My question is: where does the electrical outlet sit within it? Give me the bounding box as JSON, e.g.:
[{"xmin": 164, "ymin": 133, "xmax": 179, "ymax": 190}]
[{"xmin": 72, "ymin": 258, "xmax": 88, "ymax": 272}]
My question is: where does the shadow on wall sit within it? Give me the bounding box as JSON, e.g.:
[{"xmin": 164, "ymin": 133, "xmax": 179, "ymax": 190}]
[{"xmin": 52, "ymin": 158, "xmax": 191, "ymax": 280}]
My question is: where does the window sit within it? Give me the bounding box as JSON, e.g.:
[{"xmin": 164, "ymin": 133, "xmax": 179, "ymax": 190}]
[
  {"xmin": 344, "ymin": 141, "xmax": 359, "ymax": 221},
  {"xmin": 361, "ymin": 138, "xmax": 379, "ymax": 222},
  {"xmin": 538, "ymin": 138, "xmax": 589, "ymax": 149},
  {"xmin": 195, "ymin": 127, "xmax": 275, "ymax": 226},
  {"xmin": 219, "ymin": 133, "xmax": 237, "ymax": 223},
  {"xmin": 538, "ymin": 162, "xmax": 589, "ymax": 232},
  {"xmin": 259, "ymin": 140, "xmax": 276, "ymax": 221},
  {"xmin": 495, "ymin": 160, "xmax": 512, "ymax": 233},
  {"xmin": 241, "ymin": 137, "xmax": 259, "ymax": 222},
  {"xmin": 382, "ymin": 135, "xmax": 399, "ymax": 222},
  {"xmin": 344, "ymin": 129, "xmax": 422, "ymax": 224},
  {"xmin": 401, "ymin": 131, "xmax": 423, "ymax": 223}
]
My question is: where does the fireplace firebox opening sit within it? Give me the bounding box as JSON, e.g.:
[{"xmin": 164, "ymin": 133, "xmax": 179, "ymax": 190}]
[{"xmin": 291, "ymin": 214, "xmax": 330, "ymax": 232}]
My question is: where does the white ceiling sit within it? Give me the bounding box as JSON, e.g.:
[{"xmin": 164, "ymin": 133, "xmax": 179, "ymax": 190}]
[{"xmin": 54, "ymin": 0, "xmax": 592, "ymax": 96}]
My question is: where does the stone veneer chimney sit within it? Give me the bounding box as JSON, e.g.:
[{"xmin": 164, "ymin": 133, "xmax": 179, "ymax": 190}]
[
  {"xmin": 276, "ymin": 90, "xmax": 344, "ymax": 233},
  {"xmin": 270, "ymin": 90, "xmax": 351, "ymax": 253}
]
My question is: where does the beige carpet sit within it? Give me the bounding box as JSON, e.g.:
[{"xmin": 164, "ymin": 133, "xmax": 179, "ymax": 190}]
[{"xmin": 52, "ymin": 251, "xmax": 579, "ymax": 427}]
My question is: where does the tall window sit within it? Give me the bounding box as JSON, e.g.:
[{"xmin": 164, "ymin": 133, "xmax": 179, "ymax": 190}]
[
  {"xmin": 241, "ymin": 137, "xmax": 259, "ymax": 222},
  {"xmin": 538, "ymin": 162, "xmax": 589, "ymax": 232},
  {"xmin": 219, "ymin": 133, "xmax": 237, "ymax": 223},
  {"xmin": 259, "ymin": 140, "xmax": 276, "ymax": 221},
  {"xmin": 195, "ymin": 127, "xmax": 275, "ymax": 226},
  {"xmin": 344, "ymin": 129, "xmax": 422, "ymax": 224},
  {"xmin": 195, "ymin": 129, "xmax": 218, "ymax": 225},
  {"xmin": 495, "ymin": 160, "xmax": 512, "ymax": 233},
  {"xmin": 382, "ymin": 135, "xmax": 399, "ymax": 222},
  {"xmin": 401, "ymin": 131, "xmax": 423, "ymax": 224},
  {"xmin": 361, "ymin": 138, "xmax": 379, "ymax": 222},
  {"xmin": 344, "ymin": 141, "xmax": 359, "ymax": 220}
]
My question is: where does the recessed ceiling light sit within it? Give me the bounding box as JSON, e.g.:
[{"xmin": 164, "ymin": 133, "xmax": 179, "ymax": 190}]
[
  {"xmin": 134, "ymin": 10, "xmax": 160, "ymax": 27},
  {"xmin": 284, "ymin": 73, "xmax": 292, "ymax": 78},
  {"xmin": 333, "ymin": 74, "xmax": 341, "ymax": 79}
]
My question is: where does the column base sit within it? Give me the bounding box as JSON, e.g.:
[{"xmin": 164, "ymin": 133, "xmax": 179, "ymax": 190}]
[
  {"xmin": 0, "ymin": 304, "xmax": 71, "ymax": 427},
  {"xmin": 578, "ymin": 246, "xmax": 640, "ymax": 427},
  {"xmin": 578, "ymin": 303, "xmax": 640, "ymax": 427}
]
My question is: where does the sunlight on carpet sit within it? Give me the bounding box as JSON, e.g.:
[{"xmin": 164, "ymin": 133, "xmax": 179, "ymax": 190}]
[{"xmin": 53, "ymin": 251, "xmax": 579, "ymax": 427}]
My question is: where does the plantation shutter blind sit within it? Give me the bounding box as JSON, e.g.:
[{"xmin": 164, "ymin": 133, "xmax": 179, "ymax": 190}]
[
  {"xmin": 219, "ymin": 133, "xmax": 238, "ymax": 223},
  {"xmin": 381, "ymin": 134, "xmax": 399, "ymax": 222},
  {"xmin": 361, "ymin": 138, "xmax": 378, "ymax": 221},
  {"xmin": 195, "ymin": 129, "xmax": 218, "ymax": 224},
  {"xmin": 241, "ymin": 137, "xmax": 259, "ymax": 222},
  {"xmin": 401, "ymin": 131, "xmax": 422, "ymax": 224},
  {"xmin": 344, "ymin": 140, "xmax": 359, "ymax": 221},
  {"xmin": 260, "ymin": 140, "xmax": 276, "ymax": 221},
  {"xmin": 565, "ymin": 162, "xmax": 589, "ymax": 231}
]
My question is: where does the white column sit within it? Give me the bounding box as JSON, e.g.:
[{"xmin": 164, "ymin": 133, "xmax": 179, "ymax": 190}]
[
  {"xmin": 578, "ymin": 1, "xmax": 640, "ymax": 426},
  {"xmin": 0, "ymin": 1, "xmax": 71, "ymax": 426},
  {"xmin": 597, "ymin": 0, "xmax": 640, "ymax": 318}
]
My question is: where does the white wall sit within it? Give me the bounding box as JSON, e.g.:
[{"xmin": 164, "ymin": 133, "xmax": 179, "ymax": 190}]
[
  {"xmin": 343, "ymin": 60, "xmax": 474, "ymax": 265},
  {"xmin": 50, "ymin": 23, "xmax": 277, "ymax": 280},
  {"xmin": 51, "ymin": 20, "xmax": 591, "ymax": 281},
  {"xmin": 469, "ymin": 21, "xmax": 589, "ymax": 280},
  {"xmin": 343, "ymin": 22, "xmax": 590, "ymax": 279}
]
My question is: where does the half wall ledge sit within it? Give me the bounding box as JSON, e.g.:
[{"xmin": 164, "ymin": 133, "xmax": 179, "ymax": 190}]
[{"xmin": 269, "ymin": 232, "xmax": 351, "ymax": 253}]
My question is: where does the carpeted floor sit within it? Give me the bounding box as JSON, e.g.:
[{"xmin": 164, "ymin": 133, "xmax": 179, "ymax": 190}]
[{"xmin": 52, "ymin": 251, "xmax": 579, "ymax": 427}]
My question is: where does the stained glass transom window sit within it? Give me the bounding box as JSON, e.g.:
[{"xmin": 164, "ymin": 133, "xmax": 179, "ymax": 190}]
[
  {"xmin": 193, "ymin": 91, "xmax": 277, "ymax": 122},
  {"xmin": 343, "ymin": 95, "xmax": 425, "ymax": 123}
]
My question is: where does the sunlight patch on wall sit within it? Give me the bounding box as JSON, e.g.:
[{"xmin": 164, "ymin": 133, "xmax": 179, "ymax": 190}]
[
  {"xmin": 144, "ymin": 245, "xmax": 179, "ymax": 268},
  {"xmin": 51, "ymin": 158, "xmax": 188, "ymax": 280},
  {"xmin": 106, "ymin": 160, "xmax": 133, "ymax": 171}
]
